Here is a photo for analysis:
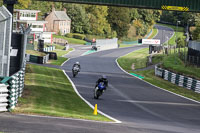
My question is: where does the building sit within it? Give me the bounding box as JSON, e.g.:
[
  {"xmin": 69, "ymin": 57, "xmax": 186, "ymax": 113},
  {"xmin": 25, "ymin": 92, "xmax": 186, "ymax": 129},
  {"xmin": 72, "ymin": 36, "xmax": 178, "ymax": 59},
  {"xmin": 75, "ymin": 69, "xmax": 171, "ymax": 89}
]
[
  {"xmin": 13, "ymin": 9, "xmax": 54, "ymax": 43},
  {"xmin": 45, "ymin": 8, "xmax": 71, "ymax": 35}
]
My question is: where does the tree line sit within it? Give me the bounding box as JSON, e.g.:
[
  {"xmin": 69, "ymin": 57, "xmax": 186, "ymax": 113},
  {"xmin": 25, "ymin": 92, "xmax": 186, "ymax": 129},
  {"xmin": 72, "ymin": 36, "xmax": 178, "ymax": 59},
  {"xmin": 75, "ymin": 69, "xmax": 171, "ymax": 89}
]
[
  {"xmin": 0, "ymin": 0, "xmax": 161, "ymax": 39},
  {"xmin": 1, "ymin": 0, "xmax": 200, "ymax": 40}
]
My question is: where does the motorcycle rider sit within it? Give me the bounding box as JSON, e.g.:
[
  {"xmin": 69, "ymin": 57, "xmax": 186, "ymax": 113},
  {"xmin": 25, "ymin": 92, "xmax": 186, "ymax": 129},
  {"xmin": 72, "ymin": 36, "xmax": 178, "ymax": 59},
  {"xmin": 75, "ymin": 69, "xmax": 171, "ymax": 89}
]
[
  {"xmin": 95, "ymin": 75, "xmax": 108, "ymax": 90},
  {"xmin": 72, "ymin": 62, "xmax": 81, "ymax": 72}
]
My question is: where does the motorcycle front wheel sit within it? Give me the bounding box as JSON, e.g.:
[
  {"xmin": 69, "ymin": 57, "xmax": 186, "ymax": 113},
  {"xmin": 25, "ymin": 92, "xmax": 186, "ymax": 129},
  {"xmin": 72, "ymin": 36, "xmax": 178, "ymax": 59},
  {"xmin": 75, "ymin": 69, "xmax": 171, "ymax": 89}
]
[{"xmin": 94, "ymin": 88, "xmax": 102, "ymax": 99}]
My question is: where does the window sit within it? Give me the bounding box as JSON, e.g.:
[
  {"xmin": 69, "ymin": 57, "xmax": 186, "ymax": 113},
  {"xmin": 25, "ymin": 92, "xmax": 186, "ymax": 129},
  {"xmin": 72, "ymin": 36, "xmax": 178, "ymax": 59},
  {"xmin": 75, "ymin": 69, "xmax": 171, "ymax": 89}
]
[
  {"xmin": 31, "ymin": 13, "xmax": 36, "ymax": 17},
  {"xmin": 20, "ymin": 13, "xmax": 23, "ymax": 17},
  {"xmin": 32, "ymin": 25, "xmax": 43, "ymax": 28}
]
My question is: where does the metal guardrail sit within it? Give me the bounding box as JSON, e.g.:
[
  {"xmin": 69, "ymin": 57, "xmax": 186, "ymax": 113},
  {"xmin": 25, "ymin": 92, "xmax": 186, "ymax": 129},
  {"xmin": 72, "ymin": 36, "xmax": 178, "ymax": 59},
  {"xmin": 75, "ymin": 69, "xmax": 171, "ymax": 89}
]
[
  {"xmin": 0, "ymin": 84, "xmax": 9, "ymax": 112},
  {"xmin": 155, "ymin": 65, "xmax": 200, "ymax": 93},
  {"xmin": 0, "ymin": 63, "xmax": 26, "ymax": 112}
]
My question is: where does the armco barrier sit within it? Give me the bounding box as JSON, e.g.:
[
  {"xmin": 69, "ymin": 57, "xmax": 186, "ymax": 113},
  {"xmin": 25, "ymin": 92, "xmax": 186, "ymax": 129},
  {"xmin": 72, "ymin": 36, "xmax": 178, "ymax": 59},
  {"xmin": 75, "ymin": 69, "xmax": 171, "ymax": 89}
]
[
  {"xmin": 8, "ymin": 68, "xmax": 26, "ymax": 110},
  {"xmin": 155, "ymin": 65, "xmax": 200, "ymax": 93},
  {"xmin": 0, "ymin": 62, "xmax": 26, "ymax": 112},
  {"xmin": 0, "ymin": 84, "xmax": 9, "ymax": 112}
]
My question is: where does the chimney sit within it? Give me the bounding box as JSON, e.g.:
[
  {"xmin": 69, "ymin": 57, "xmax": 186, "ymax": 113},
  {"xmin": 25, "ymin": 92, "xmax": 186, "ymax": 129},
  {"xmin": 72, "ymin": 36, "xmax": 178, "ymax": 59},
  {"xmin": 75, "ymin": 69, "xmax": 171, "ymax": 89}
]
[
  {"xmin": 64, "ymin": 8, "xmax": 67, "ymax": 12},
  {"xmin": 52, "ymin": 4, "xmax": 55, "ymax": 12}
]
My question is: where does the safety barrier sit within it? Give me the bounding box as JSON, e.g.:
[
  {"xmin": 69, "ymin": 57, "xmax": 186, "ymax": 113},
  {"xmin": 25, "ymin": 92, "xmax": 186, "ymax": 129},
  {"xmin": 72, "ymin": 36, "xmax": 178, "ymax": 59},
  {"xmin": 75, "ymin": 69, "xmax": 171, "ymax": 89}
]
[
  {"xmin": 26, "ymin": 54, "xmax": 49, "ymax": 64},
  {"xmin": 155, "ymin": 65, "xmax": 200, "ymax": 93},
  {"xmin": 0, "ymin": 62, "xmax": 26, "ymax": 112},
  {"xmin": 43, "ymin": 46, "xmax": 55, "ymax": 52},
  {"xmin": 8, "ymin": 68, "xmax": 26, "ymax": 110},
  {"xmin": 96, "ymin": 38, "xmax": 118, "ymax": 51},
  {"xmin": 0, "ymin": 84, "xmax": 9, "ymax": 112}
]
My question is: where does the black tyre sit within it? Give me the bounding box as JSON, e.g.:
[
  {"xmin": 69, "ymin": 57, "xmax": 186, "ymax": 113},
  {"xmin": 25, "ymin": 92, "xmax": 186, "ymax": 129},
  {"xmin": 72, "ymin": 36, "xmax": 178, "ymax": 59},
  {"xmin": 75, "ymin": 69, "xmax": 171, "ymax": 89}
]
[{"xmin": 72, "ymin": 70, "xmax": 77, "ymax": 77}]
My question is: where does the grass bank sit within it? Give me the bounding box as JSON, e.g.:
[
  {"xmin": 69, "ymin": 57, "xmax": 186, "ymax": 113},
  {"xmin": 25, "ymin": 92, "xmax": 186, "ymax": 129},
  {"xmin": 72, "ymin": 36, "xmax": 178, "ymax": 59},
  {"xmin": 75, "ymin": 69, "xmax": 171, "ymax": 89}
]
[
  {"xmin": 26, "ymin": 50, "xmax": 46, "ymax": 56},
  {"xmin": 14, "ymin": 64, "xmax": 111, "ymax": 121},
  {"xmin": 53, "ymin": 35, "xmax": 86, "ymax": 44},
  {"xmin": 46, "ymin": 43, "xmax": 73, "ymax": 66},
  {"xmin": 117, "ymin": 48, "xmax": 200, "ymax": 101},
  {"xmin": 148, "ymin": 27, "xmax": 158, "ymax": 39},
  {"xmin": 48, "ymin": 48, "xmax": 73, "ymax": 66},
  {"xmin": 117, "ymin": 48, "xmax": 149, "ymax": 71}
]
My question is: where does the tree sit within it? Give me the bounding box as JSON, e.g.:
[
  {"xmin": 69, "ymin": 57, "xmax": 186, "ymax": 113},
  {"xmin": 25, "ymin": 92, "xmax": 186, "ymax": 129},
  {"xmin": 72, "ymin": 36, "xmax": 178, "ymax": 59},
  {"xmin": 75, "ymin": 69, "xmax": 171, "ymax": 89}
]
[
  {"xmin": 85, "ymin": 5, "xmax": 112, "ymax": 36},
  {"xmin": 176, "ymin": 37, "xmax": 185, "ymax": 48},
  {"xmin": 0, "ymin": 0, "xmax": 31, "ymax": 9},
  {"xmin": 64, "ymin": 4, "xmax": 90, "ymax": 34},
  {"xmin": 28, "ymin": 1, "xmax": 55, "ymax": 20},
  {"xmin": 191, "ymin": 22, "xmax": 200, "ymax": 40},
  {"xmin": 107, "ymin": 6, "xmax": 131, "ymax": 38},
  {"xmin": 15, "ymin": 0, "xmax": 31, "ymax": 9}
]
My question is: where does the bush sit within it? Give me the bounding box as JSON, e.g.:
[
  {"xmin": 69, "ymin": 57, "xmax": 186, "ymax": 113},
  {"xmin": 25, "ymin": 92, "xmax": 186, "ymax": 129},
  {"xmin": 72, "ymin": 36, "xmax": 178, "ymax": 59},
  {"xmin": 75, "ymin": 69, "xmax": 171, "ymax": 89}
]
[
  {"xmin": 73, "ymin": 33, "xmax": 86, "ymax": 40},
  {"xmin": 65, "ymin": 33, "xmax": 73, "ymax": 38},
  {"xmin": 65, "ymin": 33, "xmax": 86, "ymax": 40}
]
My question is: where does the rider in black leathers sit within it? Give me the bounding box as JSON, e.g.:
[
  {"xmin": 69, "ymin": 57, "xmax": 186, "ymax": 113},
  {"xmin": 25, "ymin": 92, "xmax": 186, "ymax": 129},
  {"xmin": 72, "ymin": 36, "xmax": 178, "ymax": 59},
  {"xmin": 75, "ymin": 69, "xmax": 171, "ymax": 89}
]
[
  {"xmin": 95, "ymin": 75, "xmax": 108, "ymax": 90},
  {"xmin": 72, "ymin": 62, "xmax": 81, "ymax": 72}
]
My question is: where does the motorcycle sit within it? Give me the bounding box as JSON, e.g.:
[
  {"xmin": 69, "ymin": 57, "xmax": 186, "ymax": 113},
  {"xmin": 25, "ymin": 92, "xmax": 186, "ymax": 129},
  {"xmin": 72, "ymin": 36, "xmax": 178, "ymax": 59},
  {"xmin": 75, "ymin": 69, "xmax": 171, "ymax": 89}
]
[
  {"xmin": 72, "ymin": 66, "xmax": 79, "ymax": 77},
  {"xmin": 94, "ymin": 82, "xmax": 106, "ymax": 99}
]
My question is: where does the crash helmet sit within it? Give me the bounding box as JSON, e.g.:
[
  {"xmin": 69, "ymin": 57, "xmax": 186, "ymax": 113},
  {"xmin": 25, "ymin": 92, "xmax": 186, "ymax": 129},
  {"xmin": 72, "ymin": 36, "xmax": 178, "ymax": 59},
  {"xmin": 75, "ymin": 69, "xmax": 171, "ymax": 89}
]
[
  {"xmin": 101, "ymin": 75, "xmax": 107, "ymax": 79},
  {"xmin": 75, "ymin": 62, "xmax": 80, "ymax": 65}
]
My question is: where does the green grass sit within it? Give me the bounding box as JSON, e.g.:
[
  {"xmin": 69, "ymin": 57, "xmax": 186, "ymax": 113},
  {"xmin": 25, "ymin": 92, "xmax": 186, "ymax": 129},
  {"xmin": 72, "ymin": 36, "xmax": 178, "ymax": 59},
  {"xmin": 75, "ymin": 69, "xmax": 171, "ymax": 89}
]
[
  {"xmin": 135, "ymin": 69, "xmax": 200, "ymax": 101},
  {"xmin": 157, "ymin": 23, "xmax": 185, "ymax": 45},
  {"xmin": 26, "ymin": 50, "xmax": 46, "ymax": 56},
  {"xmin": 119, "ymin": 44, "xmax": 137, "ymax": 48},
  {"xmin": 48, "ymin": 48, "xmax": 73, "ymax": 66},
  {"xmin": 14, "ymin": 64, "xmax": 111, "ymax": 121},
  {"xmin": 51, "ymin": 43, "xmax": 65, "ymax": 50},
  {"xmin": 161, "ymin": 54, "xmax": 200, "ymax": 80},
  {"xmin": 53, "ymin": 35, "xmax": 86, "ymax": 44},
  {"xmin": 148, "ymin": 27, "xmax": 158, "ymax": 39},
  {"xmin": 49, "ymin": 57, "xmax": 68, "ymax": 66},
  {"xmin": 117, "ymin": 48, "xmax": 149, "ymax": 71},
  {"xmin": 117, "ymin": 48, "xmax": 200, "ymax": 101}
]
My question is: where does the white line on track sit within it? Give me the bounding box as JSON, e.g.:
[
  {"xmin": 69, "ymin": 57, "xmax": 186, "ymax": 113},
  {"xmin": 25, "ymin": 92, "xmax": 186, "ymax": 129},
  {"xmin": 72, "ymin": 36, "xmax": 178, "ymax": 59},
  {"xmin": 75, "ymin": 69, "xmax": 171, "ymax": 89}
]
[
  {"xmin": 115, "ymin": 49, "xmax": 200, "ymax": 104},
  {"xmin": 16, "ymin": 113, "xmax": 118, "ymax": 124},
  {"xmin": 62, "ymin": 70, "xmax": 122, "ymax": 123},
  {"xmin": 61, "ymin": 55, "xmax": 121, "ymax": 123}
]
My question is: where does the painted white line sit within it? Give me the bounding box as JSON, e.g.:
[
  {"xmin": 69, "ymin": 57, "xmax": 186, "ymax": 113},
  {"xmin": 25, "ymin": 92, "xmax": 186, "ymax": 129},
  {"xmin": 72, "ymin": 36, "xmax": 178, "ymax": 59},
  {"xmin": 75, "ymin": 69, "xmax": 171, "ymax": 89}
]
[
  {"xmin": 62, "ymin": 48, "xmax": 75, "ymax": 57},
  {"xmin": 156, "ymin": 24, "xmax": 174, "ymax": 44},
  {"xmin": 16, "ymin": 113, "xmax": 117, "ymax": 124},
  {"xmin": 117, "ymin": 99, "xmax": 200, "ymax": 106},
  {"xmin": 152, "ymin": 28, "xmax": 158, "ymax": 39},
  {"xmin": 61, "ymin": 58, "xmax": 70, "ymax": 67},
  {"xmin": 81, "ymin": 45, "xmax": 140, "ymax": 57},
  {"xmin": 115, "ymin": 49, "xmax": 145, "ymax": 81},
  {"xmin": 62, "ymin": 70, "xmax": 122, "ymax": 123},
  {"xmin": 115, "ymin": 50, "xmax": 200, "ymax": 104}
]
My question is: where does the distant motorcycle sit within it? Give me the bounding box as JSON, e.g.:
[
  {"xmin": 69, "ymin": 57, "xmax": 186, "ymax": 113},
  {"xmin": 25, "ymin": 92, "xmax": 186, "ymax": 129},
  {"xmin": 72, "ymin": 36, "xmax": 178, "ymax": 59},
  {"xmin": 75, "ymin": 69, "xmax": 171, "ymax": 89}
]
[
  {"xmin": 72, "ymin": 66, "xmax": 79, "ymax": 77},
  {"xmin": 94, "ymin": 82, "xmax": 106, "ymax": 99}
]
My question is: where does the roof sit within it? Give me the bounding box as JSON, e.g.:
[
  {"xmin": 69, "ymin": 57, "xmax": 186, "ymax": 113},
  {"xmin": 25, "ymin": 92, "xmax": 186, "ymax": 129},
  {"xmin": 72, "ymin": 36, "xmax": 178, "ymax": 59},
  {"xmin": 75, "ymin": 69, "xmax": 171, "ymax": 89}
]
[
  {"xmin": 54, "ymin": 11, "xmax": 71, "ymax": 21},
  {"xmin": 14, "ymin": 20, "xmax": 48, "ymax": 24},
  {"xmin": 14, "ymin": 9, "xmax": 40, "ymax": 13}
]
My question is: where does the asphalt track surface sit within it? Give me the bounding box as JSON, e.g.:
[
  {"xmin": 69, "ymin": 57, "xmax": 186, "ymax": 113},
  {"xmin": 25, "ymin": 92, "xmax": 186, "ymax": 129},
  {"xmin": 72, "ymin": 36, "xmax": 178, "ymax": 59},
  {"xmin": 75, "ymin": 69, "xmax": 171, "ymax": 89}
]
[{"xmin": 0, "ymin": 25, "xmax": 200, "ymax": 133}]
